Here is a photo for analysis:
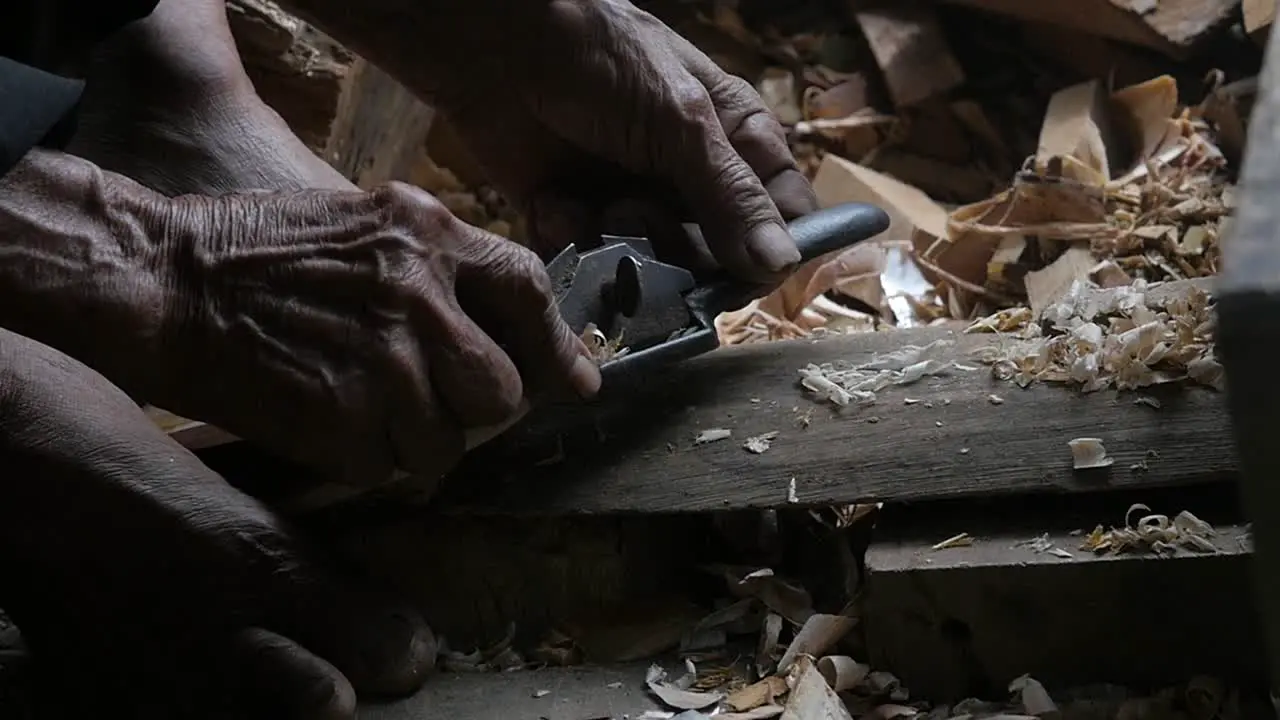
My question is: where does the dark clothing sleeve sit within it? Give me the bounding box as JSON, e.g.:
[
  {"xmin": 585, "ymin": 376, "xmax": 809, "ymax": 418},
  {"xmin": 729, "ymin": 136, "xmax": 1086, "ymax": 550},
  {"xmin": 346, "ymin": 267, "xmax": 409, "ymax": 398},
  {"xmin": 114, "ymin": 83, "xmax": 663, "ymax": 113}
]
[
  {"xmin": 0, "ymin": 58, "xmax": 84, "ymax": 177},
  {"xmin": 0, "ymin": 0, "xmax": 162, "ymax": 178}
]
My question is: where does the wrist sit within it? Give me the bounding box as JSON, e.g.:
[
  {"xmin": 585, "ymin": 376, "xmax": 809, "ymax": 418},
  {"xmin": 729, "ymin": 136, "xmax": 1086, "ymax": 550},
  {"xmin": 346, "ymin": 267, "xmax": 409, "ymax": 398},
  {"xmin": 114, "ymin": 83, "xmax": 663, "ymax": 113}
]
[{"xmin": 0, "ymin": 149, "xmax": 179, "ymax": 399}]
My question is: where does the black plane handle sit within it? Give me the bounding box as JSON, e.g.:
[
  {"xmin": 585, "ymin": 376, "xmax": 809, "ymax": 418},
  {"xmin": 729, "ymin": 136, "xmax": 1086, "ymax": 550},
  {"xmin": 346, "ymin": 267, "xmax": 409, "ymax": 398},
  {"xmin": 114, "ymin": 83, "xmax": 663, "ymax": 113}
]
[{"xmin": 687, "ymin": 202, "xmax": 893, "ymax": 326}]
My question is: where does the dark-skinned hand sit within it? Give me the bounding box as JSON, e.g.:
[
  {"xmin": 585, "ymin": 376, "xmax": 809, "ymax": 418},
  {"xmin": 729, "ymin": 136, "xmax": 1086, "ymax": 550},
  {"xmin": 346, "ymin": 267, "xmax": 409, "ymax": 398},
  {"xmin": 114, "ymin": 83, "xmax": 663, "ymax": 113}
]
[
  {"xmin": 430, "ymin": 0, "xmax": 820, "ymax": 277},
  {"xmin": 0, "ymin": 326, "xmax": 436, "ymax": 720}
]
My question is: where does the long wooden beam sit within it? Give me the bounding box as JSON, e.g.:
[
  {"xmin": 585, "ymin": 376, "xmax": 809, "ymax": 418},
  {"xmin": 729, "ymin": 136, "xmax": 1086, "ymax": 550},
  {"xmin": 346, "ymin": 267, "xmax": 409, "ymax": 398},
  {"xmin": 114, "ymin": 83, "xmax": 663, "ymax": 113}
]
[
  {"xmin": 424, "ymin": 326, "xmax": 1230, "ymax": 515},
  {"xmin": 166, "ymin": 281, "xmax": 1230, "ymax": 516}
]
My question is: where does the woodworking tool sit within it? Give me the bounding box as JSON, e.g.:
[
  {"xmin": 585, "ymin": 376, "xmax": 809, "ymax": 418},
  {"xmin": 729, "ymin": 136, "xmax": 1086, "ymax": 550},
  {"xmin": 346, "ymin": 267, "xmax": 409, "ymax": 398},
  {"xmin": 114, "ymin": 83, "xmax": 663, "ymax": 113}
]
[
  {"xmin": 282, "ymin": 203, "xmax": 892, "ymax": 514},
  {"xmin": 544, "ymin": 202, "xmax": 892, "ymax": 380}
]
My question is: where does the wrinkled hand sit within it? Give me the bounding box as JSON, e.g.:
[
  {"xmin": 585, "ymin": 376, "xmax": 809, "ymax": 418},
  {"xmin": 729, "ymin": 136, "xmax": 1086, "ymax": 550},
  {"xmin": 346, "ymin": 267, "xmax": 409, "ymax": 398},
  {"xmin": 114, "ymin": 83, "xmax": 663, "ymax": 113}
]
[
  {"xmin": 0, "ymin": 328, "xmax": 435, "ymax": 719},
  {"xmin": 436, "ymin": 0, "xmax": 819, "ymax": 281},
  {"xmin": 153, "ymin": 182, "xmax": 600, "ymax": 485}
]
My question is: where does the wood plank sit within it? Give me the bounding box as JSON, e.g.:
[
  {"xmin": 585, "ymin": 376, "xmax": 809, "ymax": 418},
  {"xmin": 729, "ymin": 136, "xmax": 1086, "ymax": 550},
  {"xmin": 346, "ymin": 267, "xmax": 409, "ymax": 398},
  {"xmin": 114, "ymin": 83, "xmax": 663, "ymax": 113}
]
[
  {"xmin": 863, "ymin": 488, "xmax": 1263, "ymax": 700},
  {"xmin": 227, "ymin": 0, "xmax": 435, "ymax": 186},
  {"xmin": 420, "ymin": 328, "xmax": 1230, "ymax": 515},
  {"xmin": 935, "ymin": 0, "xmax": 1238, "ymax": 57},
  {"xmin": 168, "ymin": 281, "xmax": 1229, "ymax": 517},
  {"xmin": 325, "ymin": 59, "xmax": 436, "ymax": 188},
  {"xmin": 362, "ymin": 663, "xmax": 662, "ymax": 720},
  {"xmin": 227, "ymin": 0, "xmax": 353, "ymax": 152}
]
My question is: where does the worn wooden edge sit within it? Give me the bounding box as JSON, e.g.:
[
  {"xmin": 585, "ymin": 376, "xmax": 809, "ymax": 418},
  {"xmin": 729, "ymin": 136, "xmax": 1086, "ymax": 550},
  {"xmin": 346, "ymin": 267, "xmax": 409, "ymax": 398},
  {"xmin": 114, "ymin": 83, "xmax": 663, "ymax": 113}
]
[
  {"xmin": 361, "ymin": 662, "xmax": 669, "ymax": 720},
  {"xmin": 863, "ymin": 485, "xmax": 1261, "ymax": 699}
]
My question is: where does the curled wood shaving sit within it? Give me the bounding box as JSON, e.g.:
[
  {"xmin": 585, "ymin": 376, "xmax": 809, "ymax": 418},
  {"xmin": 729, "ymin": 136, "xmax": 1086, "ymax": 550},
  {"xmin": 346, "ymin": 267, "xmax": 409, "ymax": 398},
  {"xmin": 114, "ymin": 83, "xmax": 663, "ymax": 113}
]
[
  {"xmin": 581, "ymin": 322, "xmax": 628, "ymax": 364},
  {"xmin": 645, "ymin": 663, "xmax": 724, "ymax": 711},
  {"xmin": 1080, "ymin": 503, "xmax": 1218, "ymax": 555},
  {"xmin": 969, "ymin": 280, "xmax": 1221, "ymax": 393},
  {"xmin": 1068, "ymin": 437, "xmax": 1114, "ymax": 470}
]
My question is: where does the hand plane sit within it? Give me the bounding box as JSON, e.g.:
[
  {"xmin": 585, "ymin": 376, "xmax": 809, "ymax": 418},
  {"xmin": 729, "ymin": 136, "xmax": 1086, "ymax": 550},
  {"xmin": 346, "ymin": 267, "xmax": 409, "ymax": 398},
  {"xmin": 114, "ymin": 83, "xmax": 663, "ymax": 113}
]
[{"xmin": 544, "ymin": 202, "xmax": 893, "ymax": 381}]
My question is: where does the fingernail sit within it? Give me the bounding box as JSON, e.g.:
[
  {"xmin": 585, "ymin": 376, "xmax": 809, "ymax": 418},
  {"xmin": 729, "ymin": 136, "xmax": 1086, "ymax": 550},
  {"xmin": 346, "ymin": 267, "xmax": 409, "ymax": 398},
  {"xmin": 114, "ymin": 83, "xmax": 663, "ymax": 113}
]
[
  {"xmin": 358, "ymin": 612, "xmax": 438, "ymax": 693},
  {"xmin": 571, "ymin": 354, "xmax": 602, "ymax": 399},
  {"xmin": 746, "ymin": 222, "xmax": 801, "ymax": 274}
]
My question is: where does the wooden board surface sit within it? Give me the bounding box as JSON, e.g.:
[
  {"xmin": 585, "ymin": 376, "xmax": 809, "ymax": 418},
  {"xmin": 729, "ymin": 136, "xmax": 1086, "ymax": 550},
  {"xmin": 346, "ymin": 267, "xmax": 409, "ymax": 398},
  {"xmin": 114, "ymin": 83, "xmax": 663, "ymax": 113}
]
[
  {"xmin": 167, "ymin": 280, "xmax": 1231, "ymax": 517},
  {"xmin": 864, "ymin": 487, "xmax": 1261, "ymax": 699},
  {"xmin": 363, "ymin": 663, "xmax": 661, "ymax": 720},
  {"xmin": 419, "ymin": 326, "xmax": 1231, "ymax": 515}
]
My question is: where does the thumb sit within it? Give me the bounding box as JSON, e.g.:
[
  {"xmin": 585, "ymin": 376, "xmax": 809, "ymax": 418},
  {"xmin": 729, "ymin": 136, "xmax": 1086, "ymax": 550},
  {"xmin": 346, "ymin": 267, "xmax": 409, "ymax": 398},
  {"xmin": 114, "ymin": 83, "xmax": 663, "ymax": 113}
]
[{"xmin": 662, "ymin": 83, "xmax": 800, "ymax": 283}]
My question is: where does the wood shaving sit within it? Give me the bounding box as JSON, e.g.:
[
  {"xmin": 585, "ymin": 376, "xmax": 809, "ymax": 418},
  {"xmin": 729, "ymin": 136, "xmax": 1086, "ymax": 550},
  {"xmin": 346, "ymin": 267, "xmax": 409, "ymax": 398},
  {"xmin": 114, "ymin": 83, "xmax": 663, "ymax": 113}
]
[
  {"xmin": 744, "ymin": 432, "xmax": 780, "ymax": 454},
  {"xmin": 580, "ymin": 322, "xmax": 628, "ymax": 364},
  {"xmin": 970, "ymin": 280, "xmax": 1221, "ymax": 393},
  {"xmin": 1080, "ymin": 503, "xmax": 1218, "ymax": 555},
  {"xmin": 777, "ymin": 614, "xmax": 857, "ymax": 674},
  {"xmin": 1068, "ymin": 437, "xmax": 1114, "ymax": 470},
  {"xmin": 646, "ymin": 664, "xmax": 724, "ymax": 711},
  {"xmin": 798, "ymin": 339, "xmax": 959, "ymax": 407},
  {"xmin": 695, "ymin": 428, "xmax": 732, "ymax": 445},
  {"xmin": 931, "ymin": 532, "xmax": 974, "ymax": 550},
  {"xmin": 1015, "ymin": 533, "xmax": 1075, "ymax": 559}
]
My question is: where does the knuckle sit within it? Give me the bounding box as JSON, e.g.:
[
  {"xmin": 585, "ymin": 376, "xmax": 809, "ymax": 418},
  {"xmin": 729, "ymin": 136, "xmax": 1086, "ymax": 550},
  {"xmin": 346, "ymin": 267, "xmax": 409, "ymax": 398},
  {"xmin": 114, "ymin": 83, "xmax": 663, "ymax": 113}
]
[
  {"xmin": 379, "ymin": 181, "xmax": 459, "ymax": 237},
  {"xmin": 496, "ymin": 242, "xmax": 556, "ymax": 305},
  {"xmin": 714, "ymin": 74, "xmax": 758, "ymax": 107},
  {"xmin": 670, "ymin": 84, "xmax": 718, "ymax": 128},
  {"xmin": 711, "ymin": 159, "xmax": 763, "ymax": 200}
]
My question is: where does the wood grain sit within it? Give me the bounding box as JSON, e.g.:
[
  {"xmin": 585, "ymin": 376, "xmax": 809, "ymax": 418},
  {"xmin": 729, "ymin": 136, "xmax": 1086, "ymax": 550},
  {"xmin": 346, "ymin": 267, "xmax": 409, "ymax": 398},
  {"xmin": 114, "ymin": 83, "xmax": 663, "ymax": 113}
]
[
  {"xmin": 416, "ymin": 323, "xmax": 1232, "ymax": 515},
  {"xmin": 169, "ymin": 279, "xmax": 1229, "ymax": 517}
]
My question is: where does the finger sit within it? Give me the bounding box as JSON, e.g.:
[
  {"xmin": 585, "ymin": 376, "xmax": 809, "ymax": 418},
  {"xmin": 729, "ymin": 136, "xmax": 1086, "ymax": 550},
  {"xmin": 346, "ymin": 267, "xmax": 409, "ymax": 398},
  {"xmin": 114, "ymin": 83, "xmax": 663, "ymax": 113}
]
[
  {"xmin": 656, "ymin": 74, "xmax": 800, "ymax": 283},
  {"xmin": 675, "ymin": 45, "xmax": 820, "ymax": 221},
  {"xmin": 229, "ymin": 627, "xmax": 357, "ymax": 720},
  {"xmin": 269, "ymin": 576, "xmax": 438, "ymax": 697},
  {"xmin": 382, "ymin": 324, "xmax": 465, "ymax": 482},
  {"xmin": 454, "ymin": 228, "xmax": 601, "ymax": 402},
  {"xmin": 417, "ymin": 289, "xmax": 526, "ymax": 428},
  {"xmin": 767, "ymin": 168, "xmax": 820, "ymax": 221}
]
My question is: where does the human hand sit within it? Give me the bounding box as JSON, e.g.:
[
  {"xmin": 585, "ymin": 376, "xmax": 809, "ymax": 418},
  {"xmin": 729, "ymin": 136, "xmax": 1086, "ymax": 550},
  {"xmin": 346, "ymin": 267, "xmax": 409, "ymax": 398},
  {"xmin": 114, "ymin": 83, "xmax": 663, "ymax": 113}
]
[
  {"xmin": 430, "ymin": 0, "xmax": 819, "ymax": 282},
  {"xmin": 0, "ymin": 327, "xmax": 435, "ymax": 719},
  {"xmin": 152, "ymin": 181, "xmax": 600, "ymax": 486}
]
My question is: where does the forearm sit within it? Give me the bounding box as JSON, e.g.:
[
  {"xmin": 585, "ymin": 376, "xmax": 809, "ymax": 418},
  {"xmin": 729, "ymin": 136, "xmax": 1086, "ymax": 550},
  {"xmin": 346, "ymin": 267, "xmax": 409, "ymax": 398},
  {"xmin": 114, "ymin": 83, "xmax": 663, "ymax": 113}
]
[
  {"xmin": 275, "ymin": 0, "xmax": 542, "ymax": 108},
  {"xmin": 0, "ymin": 148, "xmax": 172, "ymax": 397}
]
